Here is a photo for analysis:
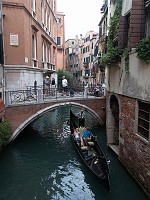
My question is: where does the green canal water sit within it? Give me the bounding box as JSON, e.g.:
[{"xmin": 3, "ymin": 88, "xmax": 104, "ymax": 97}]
[{"xmin": 0, "ymin": 106, "xmax": 149, "ymax": 200}]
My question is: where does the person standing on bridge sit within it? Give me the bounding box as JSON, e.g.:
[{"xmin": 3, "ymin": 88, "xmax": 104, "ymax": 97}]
[
  {"xmin": 51, "ymin": 77, "xmax": 56, "ymax": 96},
  {"xmin": 61, "ymin": 76, "xmax": 68, "ymax": 96},
  {"xmin": 44, "ymin": 76, "xmax": 50, "ymax": 96}
]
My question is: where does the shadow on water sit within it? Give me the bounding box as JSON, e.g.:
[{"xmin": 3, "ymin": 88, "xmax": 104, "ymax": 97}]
[{"xmin": 0, "ymin": 106, "xmax": 149, "ymax": 200}]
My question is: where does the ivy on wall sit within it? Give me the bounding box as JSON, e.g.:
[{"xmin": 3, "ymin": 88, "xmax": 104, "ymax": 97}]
[
  {"xmin": 101, "ymin": 0, "xmax": 122, "ymax": 66},
  {"xmin": 136, "ymin": 37, "xmax": 150, "ymax": 64},
  {"xmin": 0, "ymin": 119, "xmax": 12, "ymax": 151},
  {"xmin": 123, "ymin": 48, "xmax": 129, "ymax": 73}
]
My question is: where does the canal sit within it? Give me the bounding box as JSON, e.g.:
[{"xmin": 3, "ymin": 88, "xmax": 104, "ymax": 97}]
[{"xmin": 0, "ymin": 106, "xmax": 149, "ymax": 200}]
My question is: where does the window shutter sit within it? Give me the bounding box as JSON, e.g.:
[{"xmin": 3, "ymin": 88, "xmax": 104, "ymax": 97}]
[
  {"xmin": 118, "ymin": 16, "xmax": 128, "ymax": 53},
  {"xmin": 129, "ymin": 0, "xmax": 145, "ymax": 49}
]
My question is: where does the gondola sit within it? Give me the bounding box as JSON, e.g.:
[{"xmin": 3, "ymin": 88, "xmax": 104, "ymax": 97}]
[{"xmin": 70, "ymin": 110, "xmax": 111, "ymax": 192}]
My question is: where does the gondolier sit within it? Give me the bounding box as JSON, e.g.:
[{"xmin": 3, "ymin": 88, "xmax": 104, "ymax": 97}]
[{"xmin": 77, "ymin": 109, "xmax": 85, "ymax": 127}]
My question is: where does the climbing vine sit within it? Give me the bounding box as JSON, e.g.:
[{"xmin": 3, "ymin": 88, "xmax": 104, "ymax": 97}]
[
  {"xmin": 0, "ymin": 119, "xmax": 11, "ymax": 151},
  {"xmin": 136, "ymin": 37, "xmax": 150, "ymax": 64},
  {"xmin": 123, "ymin": 48, "xmax": 129, "ymax": 73},
  {"xmin": 102, "ymin": 0, "xmax": 122, "ymax": 66}
]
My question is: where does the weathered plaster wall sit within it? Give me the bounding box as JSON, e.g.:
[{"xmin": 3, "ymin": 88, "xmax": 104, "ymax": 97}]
[
  {"xmin": 122, "ymin": 0, "xmax": 132, "ymax": 15},
  {"xmin": 107, "ymin": 52, "xmax": 150, "ymax": 102},
  {"xmin": 123, "ymin": 53, "xmax": 150, "ymax": 101}
]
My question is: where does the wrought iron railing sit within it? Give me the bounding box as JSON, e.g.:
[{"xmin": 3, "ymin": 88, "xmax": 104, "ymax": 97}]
[{"xmin": 5, "ymin": 85, "xmax": 103, "ymax": 105}]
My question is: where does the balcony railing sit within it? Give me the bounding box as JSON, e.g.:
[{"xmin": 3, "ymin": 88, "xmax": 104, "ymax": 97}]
[
  {"xmin": 43, "ymin": 62, "xmax": 55, "ymax": 71},
  {"xmin": 99, "ymin": 34, "xmax": 107, "ymax": 43}
]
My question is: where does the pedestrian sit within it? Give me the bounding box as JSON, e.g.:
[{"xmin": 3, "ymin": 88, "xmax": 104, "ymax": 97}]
[
  {"xmin": 44, "ymin": 76, "xmax": 50, "ymax": 96},
  {"xmin": 69, "ymin": 88, "xmax": 74, "ymax": 97},
  {"xmin": 51, "ymin": 77, "xmax": 56, "ymax": 96},
  {"xmin": 94, "ymin": 84, "xmax": 100, "ymax": 97},
  {"xmin": 62, "ymin": 76, "xmax": 68, "ymax": 96},
  {"xmin": 102, "ymin": 83, "xmax": 106, "ymax": 96}
]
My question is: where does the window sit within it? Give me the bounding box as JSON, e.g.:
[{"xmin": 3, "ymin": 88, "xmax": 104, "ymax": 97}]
[
  {"xmin": 42, "ymin": 3, "xmax": 44, "ymax": 24},
  {"xmin": 138, "ymin": 101, "xmax": 150, "ymax": 140},
  {"xmin": 47, "ymin": 46, "xmax": 51, "ymax": 63},
  {"xmin": 32, "ymin": 0, "xmax": 36, "ymax": 12},
  {"xmin": 53, "ymin": 21, "xmax": 56, "ymax": 39},
  {"xmin": 42, "ymin": 41, "xmax": 45, "ymax": 62},
  {"xmin": 32, "ymin": 32, "xmax": 37, "ymax": 67},
  {"xmin": 52, "ymin": 0, "xmax": 55, "ymax": 11},
  {"xmin": 45, "ymin": 9, "xmax": 48, "ymax": 28},
  {"xmin": 145, "ymin": 1, "xmax": 150, "ymax": 37},
  {"xmin": 57, "ymin": 18, "xmax": 61, "ymax": 23},
  {"xmin": 48, "ymin": 15, "xmax": 51, "ymax": 32},
  {"xmin": 53, "ymin": 48, "xmax": 55, "ymax": 65},
  {"xmin": 57, "ymin": 37, "xmax": 61, "ymax": 45}
]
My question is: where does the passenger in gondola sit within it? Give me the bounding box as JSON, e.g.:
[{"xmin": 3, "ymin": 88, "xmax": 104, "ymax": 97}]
[
  {"xmin": 74, "ymin": 128, "xmax": 80, "ymax": 141},
  {"xmin": 77, "ymin": 109, "xmax": 85, "ymax": 127},
  {"xmin": 82, "ymin": 127, "xmax": 93, "ymax": 146}
]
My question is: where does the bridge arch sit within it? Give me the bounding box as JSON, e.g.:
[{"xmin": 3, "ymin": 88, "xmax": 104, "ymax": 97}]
[{"xmin": 10, "ymin": 102, "xmax": 104, "ymax": 141}]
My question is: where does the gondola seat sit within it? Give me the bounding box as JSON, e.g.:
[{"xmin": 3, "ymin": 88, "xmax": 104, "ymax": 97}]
[
  {"xmin": 81, "ymin": 146, "xmax": 88, "ymax": 150},
  {"xmin": 88, "ymin": 141, "xmax": 94, "ymax": 146}
]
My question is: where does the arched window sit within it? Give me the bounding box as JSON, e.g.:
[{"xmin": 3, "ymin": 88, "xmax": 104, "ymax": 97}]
[
  {"xmin": 41, "ymin": 2, "xmax": 45, "ymax": 25},
  {"xmin": 42, "ymin": 41, "xmax": 45, "ymax": 62},
  {"xmin": 32, "ymin": 0, "xmax": 36, "ymax": 17},
  {"xmin": 48, "ymin": 15, "xmax": 51, "ymax": 32},
  {"xmin": 45, "ymin": 9, "xmax": 48, "ymax": 28},
  {"xmin": 32, "ymin": 33, "xmax": 37, "ymax": 67},
  {"xmin": 32, "ymin": 0, "xmax": 36, "ymax": 12},
  {"xmin": 52, "ymin": 0, "xmax": 55, "ymax": 11},
  {"xmin": 48, "ymin": 45, "xmax": 51, "ymax": 63}
]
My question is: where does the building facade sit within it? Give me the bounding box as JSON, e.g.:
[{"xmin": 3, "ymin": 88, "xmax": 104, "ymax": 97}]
[
  {"xmin": 81, "ymin": 31, "xmax": 99, "ymax": 86},
  {"xmin": 2, "ymin": 0, "xmax": 58, "ymax": 91},
  {"xmin": 99, "ymin": 0, "xmax": 150, "ymax": 194},
  {"xmin": 65, "ymin": 35, "xmax": 82, "ymax": 86},
  {"xmin": 56, "ymin": 11, "xmax": 65, "ymax": 70}
]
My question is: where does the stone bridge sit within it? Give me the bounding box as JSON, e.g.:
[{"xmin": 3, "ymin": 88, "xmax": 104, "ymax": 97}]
[{"xmin": 5, "ymin": 97, "xmax": 106, "ymax": 141}]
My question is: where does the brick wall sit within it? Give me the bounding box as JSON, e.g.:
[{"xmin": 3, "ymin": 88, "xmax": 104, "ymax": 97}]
[
  {"xmin": 118, "ymin": 95, "xmax": 150, "ymax": 193},
  {"xmin": 129, "ymin": 0, "xmax": 145, "ymax": 49},
  {"xmin": 5, "ymin": 98, "xmax": 106, "ymax": 133}
]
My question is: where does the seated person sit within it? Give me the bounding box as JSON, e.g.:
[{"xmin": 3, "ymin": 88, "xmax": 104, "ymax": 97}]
[
  {"xmin": 82, "ymin": 127, "xmax": 93, "ymax": 146},
  {"xmin": 74, "ymin": 128, "xmax": 80, "ymax": 141}
]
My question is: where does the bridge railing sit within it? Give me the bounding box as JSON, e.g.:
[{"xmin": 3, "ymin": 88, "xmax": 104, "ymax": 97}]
[{"xmin": 5, "ymin": 86, "xmax": 103, "ymax": 106}]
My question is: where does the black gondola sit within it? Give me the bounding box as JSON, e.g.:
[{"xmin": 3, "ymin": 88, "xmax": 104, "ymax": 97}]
[{"xmin": 70, "ymin": 110, "xmax": 111, "ymax": 192}]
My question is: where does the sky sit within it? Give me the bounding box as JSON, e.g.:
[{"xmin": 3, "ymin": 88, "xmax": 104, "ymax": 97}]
[{"xmin": 57, "ymin": 0, "xmax": 103, "ymax": 40}]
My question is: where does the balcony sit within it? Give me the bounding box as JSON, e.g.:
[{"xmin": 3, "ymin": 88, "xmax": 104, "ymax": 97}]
[
  {"xmin": 43, "ymin": 62, "xmax": 55, "ymax": 72},
  {"xmin": 99, "ymin": 34, "xmax": 107, "ymax": 43},
  {"xmin": 83, "ymin": 62, "xmax": 89, "ymax": 68}
]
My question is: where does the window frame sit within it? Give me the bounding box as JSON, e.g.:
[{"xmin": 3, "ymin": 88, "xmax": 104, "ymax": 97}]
[
  {"xmin": 57, "ymin": 36, "xmax": 61, "ymax": 45},
  {"xmin": 138, "ymin": 101, "xmax": 150, "ymax": 141},
  {"xmin": 145, "ymin": 2, "xmax": 150, "ymax": 37},
  {"xmin": 32, "ymin": 32, "xmax": 37, "ymax": 67}
]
